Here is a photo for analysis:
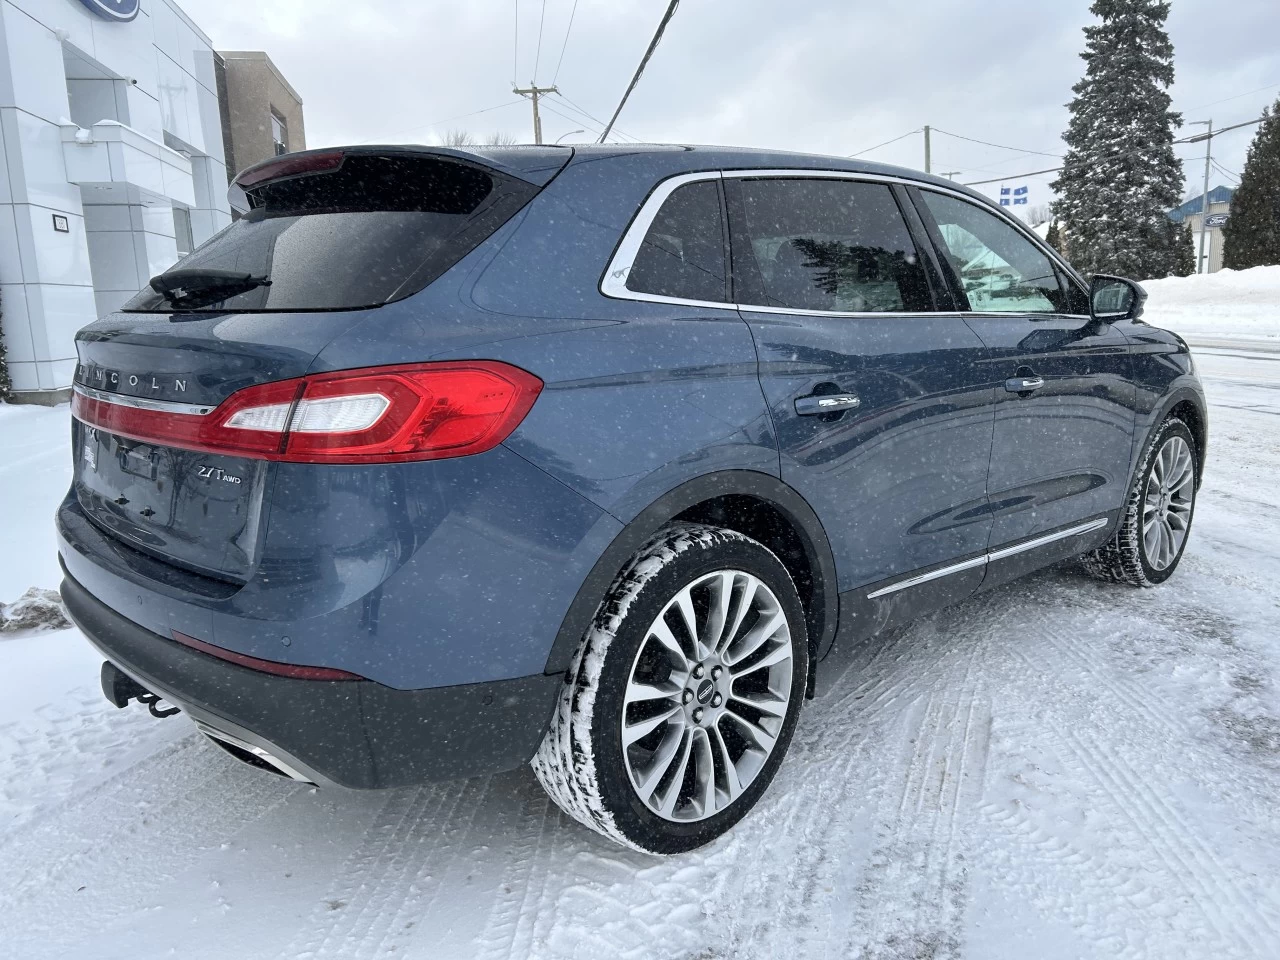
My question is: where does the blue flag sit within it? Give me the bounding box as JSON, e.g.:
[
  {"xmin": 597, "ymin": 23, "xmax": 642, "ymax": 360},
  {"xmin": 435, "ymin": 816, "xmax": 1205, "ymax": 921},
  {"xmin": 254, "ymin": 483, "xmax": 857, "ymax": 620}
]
[{"xmin": 1014, "ymin": 186, "xmax": 1029, "ymax": 196}]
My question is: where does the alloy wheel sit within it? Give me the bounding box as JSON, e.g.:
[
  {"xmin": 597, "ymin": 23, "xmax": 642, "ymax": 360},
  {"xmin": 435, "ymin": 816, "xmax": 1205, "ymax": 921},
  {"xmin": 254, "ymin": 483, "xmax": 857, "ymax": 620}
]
[
  {"xmin": 621, "ymin": 570, "xmax": 794, "ymax": 823},
  {"xmin": 1142, "ymin": 434, "xmax": 1195, "ymax": 571}
]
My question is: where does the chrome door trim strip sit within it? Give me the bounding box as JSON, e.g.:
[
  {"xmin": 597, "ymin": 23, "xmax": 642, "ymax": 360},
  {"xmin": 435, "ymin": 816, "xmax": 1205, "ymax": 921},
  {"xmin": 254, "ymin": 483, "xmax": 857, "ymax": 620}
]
[
  {"xmin": 865, "ymin": 516, "xmax": 1110, "ymax": 600},
  {"xmin": 866, "ymin": 555, "xmax": 988, "ymax": 599},
  {"xmin": 985, "ymin": 517, "xmax": 1109, "ymax": 562},
  {"xmin": 73, "ymin": 383, "xmax": 216, "ymax": 417}
]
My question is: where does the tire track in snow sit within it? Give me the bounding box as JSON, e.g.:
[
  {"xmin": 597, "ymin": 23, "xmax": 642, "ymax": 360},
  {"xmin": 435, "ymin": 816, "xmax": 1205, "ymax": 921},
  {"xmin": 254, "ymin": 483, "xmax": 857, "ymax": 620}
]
[
  {"xmin": 836, "ymin": 635, "xmax": 992, "ymax": 960},
  {"xmin": 474, "ymin": 790, "xmax": 558, "ymax": 960},
  {"xmin": 0, "ymin": 735, "xmax": 295, "ymax": 954},
  {"xmin": 1028, "ymin": 614, "xmax": 1280, "ymax": 943},
  {"xmin": 1061, "ymin": 727, "xmax": 1277, "ymax": 955},
  {"xmin": 280, "ymin": 776, "xmax": 503, "ymax": 960}
]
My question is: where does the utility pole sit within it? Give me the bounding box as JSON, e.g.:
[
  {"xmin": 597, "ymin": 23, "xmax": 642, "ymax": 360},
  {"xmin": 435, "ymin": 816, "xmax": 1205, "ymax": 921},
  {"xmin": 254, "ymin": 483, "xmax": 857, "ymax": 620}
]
[
  {"xmin": 940, "ymin": 170, "xmax": 962, "ymax": 180},
  {"xmin": 1197, "ymin": 119, "xmax": 1213, "ymax": 274},
  {"xmin": 923, "ymin": 125, "xmax": 931, "ymax": 174},
  {"xmin": 513, "ymin": 83, "xmax": 558, "ymax": 144}
]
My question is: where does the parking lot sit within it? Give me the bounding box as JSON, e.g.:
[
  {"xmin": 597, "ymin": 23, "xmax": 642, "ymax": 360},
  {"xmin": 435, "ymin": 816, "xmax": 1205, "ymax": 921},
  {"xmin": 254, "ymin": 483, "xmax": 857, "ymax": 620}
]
[{"xmin": 1, "ymin": 342, "xmax": 1279, "ymax": 960}]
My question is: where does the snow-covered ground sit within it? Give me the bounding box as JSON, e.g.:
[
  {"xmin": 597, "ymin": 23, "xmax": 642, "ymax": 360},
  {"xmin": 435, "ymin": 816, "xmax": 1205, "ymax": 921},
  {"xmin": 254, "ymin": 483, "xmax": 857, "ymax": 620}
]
[
  {"xmin": 1143, "ymin": 265, "xmax": 1280, "ymax": 342},
  {"xmin": 3, "ymin": 287, "xmax": 1280, "ymax": 958}
]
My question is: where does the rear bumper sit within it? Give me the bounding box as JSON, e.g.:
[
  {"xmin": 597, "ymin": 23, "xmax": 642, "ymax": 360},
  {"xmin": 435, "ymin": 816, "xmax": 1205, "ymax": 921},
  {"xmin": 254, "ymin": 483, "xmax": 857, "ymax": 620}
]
[{"xmin": 60, "ymin": 572, "xmax": 561, "ymax": 788}]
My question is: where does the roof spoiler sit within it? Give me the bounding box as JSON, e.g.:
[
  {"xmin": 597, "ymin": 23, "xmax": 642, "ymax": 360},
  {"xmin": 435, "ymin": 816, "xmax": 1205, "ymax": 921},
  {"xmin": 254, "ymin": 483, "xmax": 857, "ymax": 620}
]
[{"xmin": 228, "ymin": 144, "xmax": 573, "ymax": 216}]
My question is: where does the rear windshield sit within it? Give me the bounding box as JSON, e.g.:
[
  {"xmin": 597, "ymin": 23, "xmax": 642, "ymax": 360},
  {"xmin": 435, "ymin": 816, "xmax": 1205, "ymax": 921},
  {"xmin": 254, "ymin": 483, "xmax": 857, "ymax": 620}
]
[{"xmin": 124, "ymin": 153, "xmax": 538, "ymax": 313}]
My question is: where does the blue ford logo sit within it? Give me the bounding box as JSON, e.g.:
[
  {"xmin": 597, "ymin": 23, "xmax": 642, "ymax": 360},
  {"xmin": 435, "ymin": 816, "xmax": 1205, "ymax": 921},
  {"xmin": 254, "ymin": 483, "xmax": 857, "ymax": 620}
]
[{"xmin": 76, "ymin": 0, "xmax": 140, "ymax": 22}]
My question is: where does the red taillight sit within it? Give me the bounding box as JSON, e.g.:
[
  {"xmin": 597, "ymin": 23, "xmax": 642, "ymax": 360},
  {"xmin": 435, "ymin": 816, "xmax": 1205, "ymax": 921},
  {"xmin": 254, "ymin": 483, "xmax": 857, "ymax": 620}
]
[
  {"xmin": 171, "ymin": 631, "xmax": 363, "ymax": 681},
  {"xmin": 72, "ymin": 361, "xmax": 543, "ymax": 464}
]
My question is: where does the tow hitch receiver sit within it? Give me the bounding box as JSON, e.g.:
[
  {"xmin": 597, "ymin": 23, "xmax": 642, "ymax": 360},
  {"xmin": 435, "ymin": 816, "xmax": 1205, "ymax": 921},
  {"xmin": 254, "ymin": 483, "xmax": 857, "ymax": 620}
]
[{"xmin": 100, "ymin": 661, "xmax": 181, "ymax": 718}]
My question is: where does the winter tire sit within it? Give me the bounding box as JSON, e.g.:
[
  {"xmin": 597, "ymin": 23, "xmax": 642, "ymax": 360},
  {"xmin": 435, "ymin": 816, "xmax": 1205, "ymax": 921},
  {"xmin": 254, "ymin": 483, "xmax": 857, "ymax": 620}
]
[
  {"xmin": 1083, "ymin": 416, "xmax": 1198, "ymax": 586},
  {"xmin": 532, "ymin": 522, "xmax": 809, "ymax": 854}
]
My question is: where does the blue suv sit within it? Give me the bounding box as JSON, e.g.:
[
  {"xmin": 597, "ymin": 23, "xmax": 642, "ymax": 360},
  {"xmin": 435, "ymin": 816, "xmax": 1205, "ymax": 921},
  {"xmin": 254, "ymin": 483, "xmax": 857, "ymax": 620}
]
[{"xmin": 58, "ymin": 144, "xmax": 1206, "ymax": 853}]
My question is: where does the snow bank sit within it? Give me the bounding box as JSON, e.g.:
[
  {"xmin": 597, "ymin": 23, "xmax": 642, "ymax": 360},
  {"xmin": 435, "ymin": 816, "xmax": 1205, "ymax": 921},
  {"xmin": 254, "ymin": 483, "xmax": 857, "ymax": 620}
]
[
  {"xmin": 0, "ymin": 587, "xmax": 70, "ymax": 634},
  {"xmin": 1140, "ymin": 265, "xmax": 1280, "ymax": 340}
]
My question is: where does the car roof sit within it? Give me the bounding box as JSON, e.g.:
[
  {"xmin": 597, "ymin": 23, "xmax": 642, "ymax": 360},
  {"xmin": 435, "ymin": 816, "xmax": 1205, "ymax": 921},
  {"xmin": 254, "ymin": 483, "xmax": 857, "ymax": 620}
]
[{"xmin": 483, "ymin": 142, "xmax": 990, "ymax": 204}]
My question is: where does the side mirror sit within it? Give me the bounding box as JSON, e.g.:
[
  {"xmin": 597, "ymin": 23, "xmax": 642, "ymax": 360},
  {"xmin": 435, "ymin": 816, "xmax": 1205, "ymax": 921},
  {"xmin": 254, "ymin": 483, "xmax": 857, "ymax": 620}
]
[{"xmin": 1090, "ymin": 274, "xmax": 1147, "ymax": 322}]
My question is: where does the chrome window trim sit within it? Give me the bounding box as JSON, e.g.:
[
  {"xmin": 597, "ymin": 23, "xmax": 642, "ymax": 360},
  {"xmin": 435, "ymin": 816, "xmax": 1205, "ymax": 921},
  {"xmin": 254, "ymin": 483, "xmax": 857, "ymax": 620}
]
[
  {"xmin": 602, "ymin": 166, "xmax": 1094, "ymax": 319},
  {"xmin": 866, "ymin": 517, "xmax": 1109, "ymax": 600},
  {"xmin": 73, "ymin": 384, "xmax": 216, "ymax": 417},
  {"xmin": 600, "ymin": 170, "xmax": 729, "ymax": 307}
]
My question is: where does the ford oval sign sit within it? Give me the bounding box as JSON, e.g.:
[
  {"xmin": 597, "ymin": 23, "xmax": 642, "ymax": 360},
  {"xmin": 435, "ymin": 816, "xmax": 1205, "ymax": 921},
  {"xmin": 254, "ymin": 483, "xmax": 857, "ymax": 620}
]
[
  {"xmin": 1205, "ymin": 213, "xmax": 1230, "ymax": 228},
  {"xmin": 76, "ymin": 0, "xmax": 140, "ymax": 22}
]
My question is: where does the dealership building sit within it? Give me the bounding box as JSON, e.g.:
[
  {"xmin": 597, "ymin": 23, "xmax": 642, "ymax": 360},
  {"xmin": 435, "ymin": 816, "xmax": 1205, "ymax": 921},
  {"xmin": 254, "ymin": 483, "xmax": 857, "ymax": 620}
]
[{"xmin": 0, "ymin": 0, "xmax": 303, "ymax": 404}]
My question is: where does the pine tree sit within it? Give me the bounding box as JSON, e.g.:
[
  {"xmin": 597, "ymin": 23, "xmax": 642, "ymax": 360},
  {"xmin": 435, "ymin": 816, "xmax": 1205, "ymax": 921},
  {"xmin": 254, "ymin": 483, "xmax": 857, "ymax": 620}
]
[
  {"xmin": 1046, "ymin": 219, "xmax": 1064, "ymax": 254},
  {"xmin": 1222, "ymin": 98, "xmax": 1280, "ymax": 270},
  {"xmin": 1051, "ymin": 0, "xmax": 1187, "ymax": 279},
  {"xmin": 1171, "ymin": 220, "xmax": 1195, "ymax": 276}
]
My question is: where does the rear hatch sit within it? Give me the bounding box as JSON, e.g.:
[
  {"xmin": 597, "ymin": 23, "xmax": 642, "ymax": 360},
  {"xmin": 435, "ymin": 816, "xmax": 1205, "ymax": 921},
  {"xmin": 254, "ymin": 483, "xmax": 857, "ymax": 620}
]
[{"xmin": 71, "ymin": 146, "xmax": 562, "ymax": 583}]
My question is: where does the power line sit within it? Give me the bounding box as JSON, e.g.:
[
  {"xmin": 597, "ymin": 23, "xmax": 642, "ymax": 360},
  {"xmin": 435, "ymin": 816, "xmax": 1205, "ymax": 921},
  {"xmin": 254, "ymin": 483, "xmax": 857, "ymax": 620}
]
[
  {"xmin": 963, "ymin": 166, "xmax": 1063, "ymax": 187},
  {"xmin": 539, "ymin": 100, "xmax": 613, "ymax": 141},
  {"xmin": 356, "ymin": 99, "xmax": 526, "ymax": 144},
  {"xmin": 963, "ymin": 117, "xmax": 1264, "ymax": 186},
  {"xmin": 848, "ymin": 128, "xmax": 921, "ymax": 158},
  {"xmin": 551, "ymin": 0, "xmax": 580, "ymax": 86},
  {"xmin": 1185, "ymin": 81, "xmax": 1280, "ymax": 113},
  {"xmin": 930, "ymin": 127, "xmax": 1062, "ymax": 159},
  {"xmin": 552, "ymin": 92, "xmax": 641, "ymax": 142},
  {"xmin": 598, "ymin": 0, "xmax": 681, "ymax": 143},
  {"xmin": 1211, "ymin": 158, "xmax": 1240, "ymax": 182},
  {"xmin": 532, "ymin": 0, "xmax": 549, "ymax": 82}
]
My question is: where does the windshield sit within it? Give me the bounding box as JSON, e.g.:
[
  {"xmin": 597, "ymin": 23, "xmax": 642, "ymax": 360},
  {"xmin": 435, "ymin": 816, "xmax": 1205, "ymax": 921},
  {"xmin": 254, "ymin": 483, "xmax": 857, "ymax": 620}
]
[{"xmin": 124, "ymin": 153, "xmax": 536, "ymax": 313}]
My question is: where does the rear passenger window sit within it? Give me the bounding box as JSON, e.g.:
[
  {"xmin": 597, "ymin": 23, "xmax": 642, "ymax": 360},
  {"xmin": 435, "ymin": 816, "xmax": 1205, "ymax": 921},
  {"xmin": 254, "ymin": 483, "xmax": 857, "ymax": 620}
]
[
  {"xmin": 733, "ymin": 179, "xmax": 932, "ymax": 313},
  {"xmin": 625, "ymin": 180, "xmax": 727, "ymax": 303}
]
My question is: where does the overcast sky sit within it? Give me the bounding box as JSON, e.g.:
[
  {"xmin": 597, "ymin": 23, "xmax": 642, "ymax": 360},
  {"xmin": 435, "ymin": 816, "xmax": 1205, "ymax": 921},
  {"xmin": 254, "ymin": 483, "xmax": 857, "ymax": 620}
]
[{"xmin": 180, "ymin": 0, "xmax": 1280, "ymax": 214}]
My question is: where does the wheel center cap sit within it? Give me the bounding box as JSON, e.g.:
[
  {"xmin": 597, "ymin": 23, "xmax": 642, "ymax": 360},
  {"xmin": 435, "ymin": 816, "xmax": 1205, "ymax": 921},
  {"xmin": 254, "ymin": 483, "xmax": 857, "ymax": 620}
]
[{"xmin": 695, "ymin": 678, "xmax": 715, "ymax": 704}]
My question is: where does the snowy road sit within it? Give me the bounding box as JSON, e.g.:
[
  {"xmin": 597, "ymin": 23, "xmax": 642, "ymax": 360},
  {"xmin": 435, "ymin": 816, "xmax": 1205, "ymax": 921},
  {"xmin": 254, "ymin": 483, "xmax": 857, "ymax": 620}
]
[{"xmin": 3, "ymin": 346, "xmax": 1280, "ymax": 960}]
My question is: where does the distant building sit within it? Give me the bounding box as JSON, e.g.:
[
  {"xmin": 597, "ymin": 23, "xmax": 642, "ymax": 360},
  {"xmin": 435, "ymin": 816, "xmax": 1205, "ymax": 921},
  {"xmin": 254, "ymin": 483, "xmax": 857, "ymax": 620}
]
[
  {"xmin": 1169, "ymin": 186, "xmax": 1234, "ymax": 274},
  {"xmin": 215, "ymin": 51, "xmax": 305, "ymax": 185},
  {"xmin": 0, "ymin": 0, "xmax": 233, "ymax": 404}
]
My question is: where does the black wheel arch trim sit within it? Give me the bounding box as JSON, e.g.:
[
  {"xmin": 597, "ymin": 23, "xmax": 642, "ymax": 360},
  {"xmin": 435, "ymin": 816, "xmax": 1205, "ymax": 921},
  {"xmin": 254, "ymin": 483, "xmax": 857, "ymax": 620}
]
[
  {"xmin": 542, "ymin": 469, "xmax": 840, "ymax": 687},
  {"xmin": 1145, "ymin": 384, "xmax": 1208, "ymax": 489}
]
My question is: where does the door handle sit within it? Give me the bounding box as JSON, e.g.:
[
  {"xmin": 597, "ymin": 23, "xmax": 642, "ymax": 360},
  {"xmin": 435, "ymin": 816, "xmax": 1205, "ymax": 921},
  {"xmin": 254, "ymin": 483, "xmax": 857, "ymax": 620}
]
[
  {"xmin": 795, "ymin": 393, "xmax": 861, "ymax": 416},
  {"xmin": 1004, "ymin": 376, "xmax": 1044, "ymax": 394}
]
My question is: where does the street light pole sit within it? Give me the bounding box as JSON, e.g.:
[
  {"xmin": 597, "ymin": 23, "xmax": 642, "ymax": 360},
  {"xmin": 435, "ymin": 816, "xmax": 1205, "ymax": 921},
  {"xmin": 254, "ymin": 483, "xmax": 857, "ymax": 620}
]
[
  {"xmin": 1189, "ymin": 119, "xmax": 1213, "ymax": 274},
  {"xmin": 555, "ymin": 129, "xmax": 585, "ymax": 144},
  {"xmin": 923, "ymin": 125, "xmax": 931, "ymax": 174}
]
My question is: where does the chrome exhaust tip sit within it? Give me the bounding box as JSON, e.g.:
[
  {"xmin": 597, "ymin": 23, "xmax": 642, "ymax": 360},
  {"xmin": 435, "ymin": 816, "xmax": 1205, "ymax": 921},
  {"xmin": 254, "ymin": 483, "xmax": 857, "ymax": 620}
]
[{"xmin": 195, "ymin": 720, "xmax": 315, "ymax": 784}]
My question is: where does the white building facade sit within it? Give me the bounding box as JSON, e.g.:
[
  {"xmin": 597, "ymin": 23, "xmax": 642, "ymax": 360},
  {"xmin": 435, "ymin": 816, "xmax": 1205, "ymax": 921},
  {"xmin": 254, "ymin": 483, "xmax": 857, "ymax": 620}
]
[{"xmin": 0, "ymin": 0, "xmax": 231, "ymax": 403}]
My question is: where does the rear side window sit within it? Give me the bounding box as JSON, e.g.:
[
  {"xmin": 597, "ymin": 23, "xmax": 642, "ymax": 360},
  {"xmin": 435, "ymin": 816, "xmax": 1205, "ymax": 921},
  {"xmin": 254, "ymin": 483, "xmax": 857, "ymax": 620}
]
[
  {"xmin": 125, "ymin": 153, "xmax": 538, "ymax": 313},
  {"xmin": 919, "ymin": 191, "xmax": 1075, "ymax": 314},
  {"xmin": 732, "ymin": 179, "xmax": 932, "ymax": 313},
  {"xmin": 625, "ymin": 180, "xmax": 727, "ymax": 303}
]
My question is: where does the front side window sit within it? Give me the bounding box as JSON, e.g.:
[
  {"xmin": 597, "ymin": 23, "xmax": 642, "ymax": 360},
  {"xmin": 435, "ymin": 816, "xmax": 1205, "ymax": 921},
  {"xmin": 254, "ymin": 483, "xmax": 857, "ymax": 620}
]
[
  {"xmin": 733, "ymin": 178, "xmax": 932, "ymax": 313},
  {"xmin": 920, "ymin": 191, "xmax": 1072, "ymax": 314},
  {"xmin": 625, "ymin": 180, "xmax": 727, "ymax": 303}
]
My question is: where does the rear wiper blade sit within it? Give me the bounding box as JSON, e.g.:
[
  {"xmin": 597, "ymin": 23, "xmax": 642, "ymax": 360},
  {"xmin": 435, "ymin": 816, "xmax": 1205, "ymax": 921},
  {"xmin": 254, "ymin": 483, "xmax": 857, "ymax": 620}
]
[{"xmin": 149, "ymin": 268, "xmax": 271, "ymax": 306}]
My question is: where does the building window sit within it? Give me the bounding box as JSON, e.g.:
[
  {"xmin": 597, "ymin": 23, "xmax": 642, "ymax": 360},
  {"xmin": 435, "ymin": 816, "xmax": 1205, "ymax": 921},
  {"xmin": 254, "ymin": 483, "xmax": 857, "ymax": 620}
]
[
  {"xmin": 270, "ymin": 110, "xmax": 288, "ymax": 156},
  {"xmin": 173, "ymin": 206, "xmax": 194, "ymax": 256}
]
